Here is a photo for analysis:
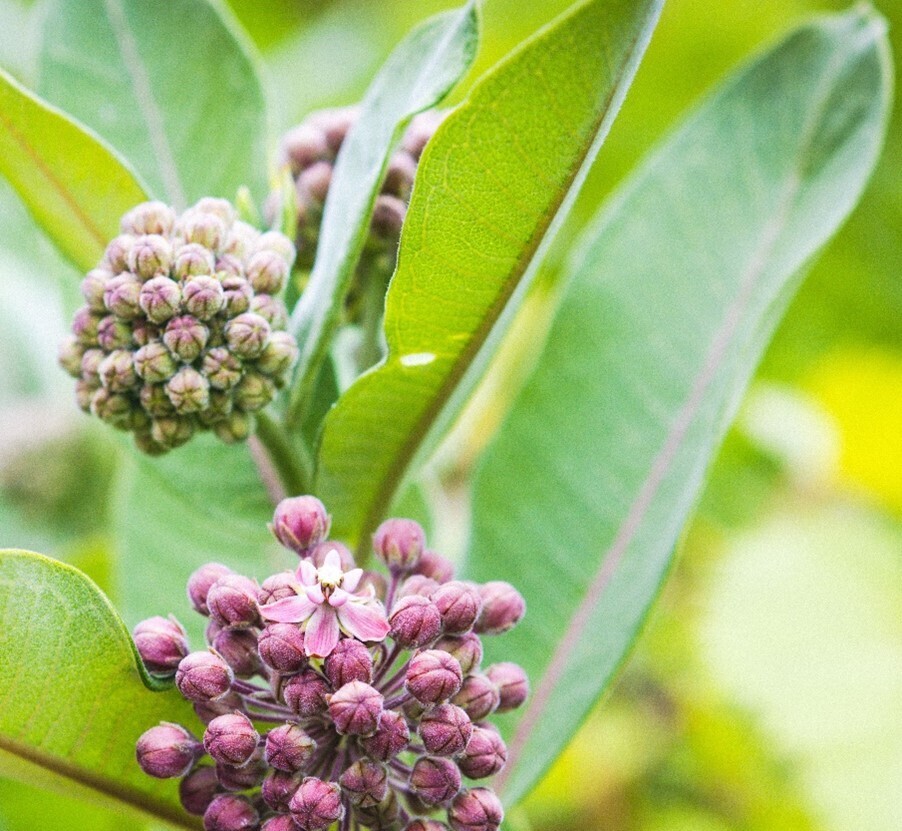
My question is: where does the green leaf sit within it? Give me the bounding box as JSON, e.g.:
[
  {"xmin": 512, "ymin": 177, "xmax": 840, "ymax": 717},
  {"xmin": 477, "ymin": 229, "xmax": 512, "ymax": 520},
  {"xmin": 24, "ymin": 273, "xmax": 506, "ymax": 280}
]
[
  {"xmin": 467, "ymin": 7, "xmax": 892, "ymax": 806},
  {"xmin": 287, "ymin": 1, "xmax": 480, "ymax": 422},
  {"xmin": 0, "ymin": 67, "xmax": 148, "ymax": 271},
  {"xmin": 316, "ymin": 0, "xmax": 664, "ymax": 549},
  {"xmin": 0, "ymin": 550, "xmax": 200, "ymax": 829},
  {"xmin": 39, "ymin": 0, "xmax": 268, "ymax": 207}
]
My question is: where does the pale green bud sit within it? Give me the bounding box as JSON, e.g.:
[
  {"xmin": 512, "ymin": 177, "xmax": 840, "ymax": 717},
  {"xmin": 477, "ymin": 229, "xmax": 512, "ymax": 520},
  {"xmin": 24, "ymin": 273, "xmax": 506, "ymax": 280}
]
[
  {"xmin": 213, "ymin": 411, "xmax": 252, "ymax": 444},
  {"xmin": 225, "ymin": 313, "xmax": 270, "ymax": 359},
  {"xmin": 182, "ymin": 276, "xmax": 225, "ymax": 320},
  {"xmin": 202, "ymin": 347, "xmax": 243, "ymax": 390},
  {"xmin": 173, "ymin": 243, "xmax": 216, "ymax": 279},
  {"xmin": 151, "ymin": 415, "xmax": 196, "ymax": 449},
  {"xmin": 134, "ymin": 342, "xmax": 178, "ymax": 383},
  {"xmin": 233, "ymin": 371, "xmax": 276, "ymax": 412},
  {"xmin": 249, "ymin": 295, "xmax": 288, "ymax": 329},
  {"xmin": 120, "ymin": 201, "xmax": 176, "ymax": 237},
  {"xmin": 246, "ymin": 250, "xmax": 289, "ymax": 295},
  {"xmin": 166, "ymin": 367, "xmax": 210, "ymax": 414},
  {"xmin": 103, "ymin": 234, "xmax": 136, "ymax": 273},
  {"xmin": 128, "ymin": 234, "xmax": 173, "ymax": 280},
  {"xmin": 99, "ymin": 349, "xmax": 138, "ymax": 392},
  {"xmin": 255, "ymin": 331, "xmax": 299, "ymax": 377},
  {"xmin": 58, "ymin": 336, "xmax": 86, "ymax": 378},
  {"xmin": 90, "ymin": 387, "xmax": 133, "ymax": 429},
  {"xmin": 220, "ymin": 276, "xmax": 253, "ymax": 316},
  {"xmin": 103, "ymin": 273, "xmax": 143, "ymax": 320},
  {"xmin": 97, "ymin": 315, "xmax": 134, "ymax": 351},
  {"xmin": 139, "ymin": 276, "xmax": 182, "ymax": 324},
  {"xmin": 81, "ymin": 268, "xmax": 114, "ymax": 311},
  {"xmin": 163, "ymin": 316, "xmax": 209, "ymax": 363},
  {"xmin": 140, "ymin": 383, "xmax": 176, "ymax": 417}
]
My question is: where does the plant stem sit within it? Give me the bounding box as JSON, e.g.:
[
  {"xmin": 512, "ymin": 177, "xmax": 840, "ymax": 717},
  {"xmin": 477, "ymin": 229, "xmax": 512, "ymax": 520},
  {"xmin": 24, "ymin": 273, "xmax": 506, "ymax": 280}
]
[{"xmin": 253, "ymin": 410, "xmax": 311, "ymax": 498}]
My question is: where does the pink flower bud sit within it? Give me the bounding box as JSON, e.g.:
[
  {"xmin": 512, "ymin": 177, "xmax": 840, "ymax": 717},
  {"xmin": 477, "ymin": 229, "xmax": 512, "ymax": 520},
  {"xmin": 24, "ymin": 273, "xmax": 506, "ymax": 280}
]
[
  {"xmin": 405, "ymin": 821, "xmax": 451, "ymax": 831},
  {"xmin": 410, "ymin": 755, "xmax": 461, "ymax": 806},
  {"xmin": 138, "ymin": 275, "xmax": 181, "ymax": 323},
  {"xmin": 226, "ymin": 312, "xmax": 271, "ymax": 359},
  {"xmin": 202, "ymin": 347, "xmax": 243, "ymax": 391},
  {"xmin": 474, "ymin": 582, "xmax": 525, "ymax": 635},
  {"xmin": 372, "ymin": 518, "xmax": 425, "ymax": 572},
  {"xmin": 121, "ymin": 201, "xmax": 176, "ymax": 237},
  {"xmin": 406, "ymin": 649, "xmax": 463, "ymax": 704},
  {"xmin": 176, "ymin": 651, "xmax": 234, "ymax": 702},
  {"xmin": 203, "ymin": 712, "xmax": 259, "ymax": 767},
  {"xmin": 452, "ymin": 674, "xmax": 500, "ymax": 721},
  {"xmin": 212, "ymin": 627, "xmax": 261, "ymax": 678},
  {"xmin": 207, "ymin": 574, "xmax": 260, "ymax": 628},
  {"xmin": 282, "ymin": 669, "xmax": 330, "ymax": 717},
  {"xmin": 271, "ymin": 495, "xmax": 331, "ymax": 554},
  {"xmin": 215, "ymin": 749, "xmax": 266, "ymax": 791},
  {"xmin": 203, "ymin": 793, "xmax": 259, "ymax": 831},
  {"xmin": 103, "ymin": 274, "xmax": 142, "ymax": 319},
  {"xmin": 262, "ymin": 814, "xmax": 300, "ymax": 831},
  {"xmin": 258, "ymin": 622, "xmax": 307, "ymax": 673},
  {"xmin": 458, "ymin": 725, "xmax": 508, "ymax": 779},
  {"xmin": 371, "ymin": 194, "xmax": 406, "ymax": 239},
  {"xmin": 389, "ymin": 595, "xmax": 442, "ymax": 648},
  {"xmin": 173, "ymin": 242, "xmax": 216, "ymax": 278},
  {"xmin": 183, "ymin": 275, "xmax": 226, "ymax": 320},
  {"xmin": 132, "ymin": 615, "xmax": 188, "ymax": 675},
  {"xmin": 484, "ymin": 662, "xmax": 529, "ymax": 712},
  {"xmin": 435, "ymin": 633, "xmax": 483, "ymax": 676},
  {"xmin": 339, "ymin": 759, "xmax": 388, "ymax": 807},
  {"xmin": 258, "ymin": 571, "xmax": 297, "ymax": 605},
  {"xmin": 289, "ymin": 777, "xmax": 344, "ymax": 831},
  {"xmin": 324, "ymin": 638, "xmax": 373, "ymax": 688},
  {"xmin": 264, "ymin": 723, "xmax": 316, "ymax": 772},
  {"xmin": 306, "ymin": 539, "xmax": 355, "ymax": 570},
  {"xmin": 163, "ymin": 314, "xmax": 209, "ymax": 362},
  {"xmin": 261, "ymin": 769, "xmax": 302, "ymax": 811},
  {"xmin": 414, "ymin": 549, "xmax": 455, "ymax": 583},
  {"xmin": 135, "ymin": 722, "xmax": 200, "ymax": 778},
  {"xmin": 193, "ymin": 692, "xmax": 244, "ymax": 725},
  {"xmin": 328, "ymin": 680, "xmax": 383, "ymax": 736},
  {"xmin": 419, "ymin": 704, "xmax": 473, "ymax": 757},
  {"xmin": 246, "ymin": 250, "xmax": 289, "ymax": 294},
  {"xmin": 129, "ymin": 233, "xmax": 173, "ymax": 280},
  {"xmin": 400, "ymin": 574, "xmax": 441, "ymax": 598},
  {"xmin": 96, "ymin": 315, "xmax": 132, "ymax": 350},
  {"xmin": 448, "ymin": 788, "xmax": 503, "ymax": 831},
  {"xmin": 431, "ymin": 581, "xmax": 482, "ymax": 634},
  {"xmin": 360, "ymin": 708, "xmax": 410, "ymax": 761},
  {"xmin": 179, "ymin": 764, "xmax": 219, "ymax": 815}
]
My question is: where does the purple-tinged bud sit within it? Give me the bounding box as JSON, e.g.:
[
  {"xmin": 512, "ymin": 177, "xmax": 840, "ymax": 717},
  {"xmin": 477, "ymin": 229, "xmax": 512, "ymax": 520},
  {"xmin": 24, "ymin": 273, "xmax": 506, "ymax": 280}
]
[
  {"xmin": 215, "ymin": 750, "xmax": 267, "ymax": 791},
  {"xmin": 121, "ymin": 201, "xmax": 176, "ymax": 237},
  {"xmin": 193, "ymin": 692, "xmax": 244, "ymax": 725},
  {"xmin": 431, "ymin": 581, "xmax": 482, "ymax": 634},
  {"xmin": 258, "ymin": 623, "xmax": 307, "ymax": 673},
  {"xmin": 138, "ymin": 275, "xmax": 181, "ymax": 323},
  {"xmin": 475, "ymin": 582, "xmax": 525, "ymax": 635},
  {"xmin": 103, "ymin": 273, "xmax": 142, "ymax": 319},
  {"xmin": 166, "ymin": 366, "xmax": 210, "ymax": 414},
  {"xmin": 194, "ymin": 197, "xmax": 237, "ymax": 225},
  {"xmin": 97, "ymin": 315, "xmax": 133, "ymax": 351},
  {"xmin": 410, "ymin": 756, "xmax": 461, "ymax": 806},
  {"xmin": 213, "ymin": 411, "xmax": 252, "ymax": 444},
  {"xmin": 183, "ymin": 275, "xmax": 226, "ymax": 320},
  {"xmin": 289, "ymin": 777, "xmax": 344, "ymax": 831},
  {"xmin": 360, "ymin": 708, "xmax": 410, "ymax": 761},
  {"xmin": 256, "ymin": 331, "xmax": 299, "ymax": 376},
  {"xmin": 373, "ymin": 518, "xmax": 425, "ymax": 573},
  {"xmin": 164, "ymin": 315, "xmax": 209, "ymax": 362},
  {"xmin": 328, "ymin": 681, "xmax": 383, "ymax": 736},
  {"xmin": 207, "ymin": 574, "xmax": 260, "ymax": 628},
  {"xmin": 74, "ymin": 379, "xmax": 98, "ymax": 412},
  {"xmin": 419, "ymin": 704, "xmax": 473, "ymax": 757},
  {"xmin": 265, "ymin": 723, "xmax": 316, "ymax": 773},
  {"xmin": 296, "ymin": 160, "xmax": 332, "ymax": 204},
  {"xmin": 136, "ymin": 722, "xmax": 200, "ymax": 778},
  {"xmin": 258, "ymin": 571, "xmax": 296, "ymax": 605},
  {"xmin": 414, "ymin": 549, "xmax": 455, "ymax": 583},
  {"xmin": 203, "ymin": 793, "xmax": 258, "ymax": 831},
  {"xmin": 202, "ymin": 347, "xmax": 243, "ymax": 391},
  {"xmin": 262, "ymin": 816, "xmax": 299, "ymax": 831},
  {"xmin": 226, "ymin": 312, "xmax": 271, "ymax": 359},
  {"xmin": 90, "ymin": 387, "xmax": 133, "ymax": 428},
  {"xmin": 132, "ymin": 318, "xmax": 159, "ymax": 346},
  {"xmin": 339, "ymin": 759, "xmax": 388, "ymax": 807},
  {"xmin": 324, "ymin": 638, "xmax": 373, "ymax": 688},
  {"xmin": 203, "ymin": 712, "xmax": 259, "ymax": 767},
  {"xmin": 58, "ymin": 336, "xmax": 86, "ymax": 377},
  {"xmin": 389, "ymin": 595, "xmax": 442, "ymax": 648},
  {"xmin": 181, "ymin": 210, "xmax": 227, "ymax": 252},
  {"xmin": 133, "ymin": 615, "xmax": 189, "ymax": 675},
  {"xmin": 261, "ymin": 769, "xmax": 302, "ymax": 811},
  {"xmin": 80, "ymin": 348, "xmax": 105, "ymax": 383},
  {"xmin": 281, "ymin": 668, "xmax": 330, "ymax": 717},
  {"xmin": 249, "ymin": 294, "xmax": 288, "ymax": 329},
  {"xmin": 81, "ymin": 268, "xmax": 113, "ymax": 311},
  {"xmin": 179, "ymin": 765, "xmax": 219, "ymax": 815},
  {"xmin": 135, "ymin": 343, "xmax": 178, "ymax": 386},
  {"xmin": 405, "ymin": 821, "xmax": 450, "ymax": 831},
  {"xmin": 176, "ymin": 651, "xmax": 234, "ymax": 702},
  {"xmin": 98, "ymin": 349, "xmax": 138, "ymax": 392},
  {"xmin": 212, "ymin": 628, "xmax": 261, "ymax": 678},
  {"xmin": 246, "ymin": 250, "xmax": 289, "ymax": 294},
  {"xmin": 435, "ymin": 633, "xmax": 483, "ymax": 676},
  {"xmin": 406, "ymin": 649, "xmax": 463, "ymax": 704},
  {"xmin": 233, "ymin": 370, "xmax": 275, "ymax": 412},
  {"xmin": 371, "ymin": 194, "xmax": 406, "ymax": 239},
  {"xmin": 306, "ymin": 541, "xmax": 354, "ymax": 570},
  {"xmin": 174, "ymin": 242, "xmax": 216, "ymax": 278},
  {"xmin": 401, "ymin": 574, "xmax": 441, "ymax": 598},
  {"xmin": 72, "ymin": 306, "xmax": 102, "ymax": 345},
  {"xmin": 452, "ymin": 674, "xmax": 500, "ymax": 721},
  {"xmin": 104, "ymin": 233, "xmax": 136, "ymax": 272},
  {"xmin": 282, "ymin": 123, "xmax": 329, "ymax": 173},
  {"xmin": 220, "ymin": 275, "xmax": 253, "ymax": 316},
  {"xmin": 128, "ymin": 234, "xmax": 173, "ymax": 279},
  {"xmin": 383, "ymin": 151, "xmax": 417, "ymax": 199},
  {"xmin": 458, "ymin": 725, "xmax": 507, "ymax": 779},
  {"xmin": 484, "ymin": 662, "xmax": 529, "ymax": 712},
  {"xmin": 150, "ymin": 413, "xmax": 195, "ymax": 448},
  {"xmin": 270, "ymin": 496, "xmax": 330, "ymax": 554},
  {"xmin": 254, "ymin": 231, "xmax": 296, "ymax": 264},
  {"xmin": 188, "ymin": 562, "xmax": 234, "ymax": 615},
  {"xmin": 139, "ymin": 382, "xmax": 175, "ymax": 417},
  {"xmin": 448, "ymin": 788, "xmax": 503, "ymax": 831}
]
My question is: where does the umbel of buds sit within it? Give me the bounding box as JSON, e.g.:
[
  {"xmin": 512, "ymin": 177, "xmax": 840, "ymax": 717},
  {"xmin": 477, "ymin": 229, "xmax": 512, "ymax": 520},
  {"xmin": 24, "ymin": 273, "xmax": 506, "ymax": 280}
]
[
  {"xmin": 135, "ymin": 495, "xmax": 527, "ymax": 831},
  {"xmin": 59, "ymin": 198, "xmax": 300, "ymax": 454}
]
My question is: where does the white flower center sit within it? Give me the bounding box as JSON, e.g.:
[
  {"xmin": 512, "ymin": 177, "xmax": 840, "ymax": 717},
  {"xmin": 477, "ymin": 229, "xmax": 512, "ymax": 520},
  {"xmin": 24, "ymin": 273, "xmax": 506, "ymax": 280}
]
[{"xmin": 317, "ymin": 561, "xmax": 344, "ymax": 594}]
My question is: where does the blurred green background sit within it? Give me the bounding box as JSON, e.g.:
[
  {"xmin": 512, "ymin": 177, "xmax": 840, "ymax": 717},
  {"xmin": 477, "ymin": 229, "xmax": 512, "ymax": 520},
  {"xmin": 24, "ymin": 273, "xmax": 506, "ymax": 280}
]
[{"xmin": 0, "ymin": 0, "xmax": 899, "ymax": 829}]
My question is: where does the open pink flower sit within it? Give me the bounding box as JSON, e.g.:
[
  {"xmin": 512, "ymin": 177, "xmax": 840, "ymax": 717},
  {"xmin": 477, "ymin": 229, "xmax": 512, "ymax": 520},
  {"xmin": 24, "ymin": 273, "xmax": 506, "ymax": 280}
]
[{"xmin": 259, "ymin": 549, "xmax": 389, "ymax": 657}]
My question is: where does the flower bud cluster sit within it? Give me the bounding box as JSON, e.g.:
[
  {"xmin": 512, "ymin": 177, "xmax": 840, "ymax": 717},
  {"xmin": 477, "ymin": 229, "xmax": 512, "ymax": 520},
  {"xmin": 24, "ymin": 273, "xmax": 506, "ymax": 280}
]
[
  {"xmin": 135, "ymin": 495, "xmax": 526, "ymax": 830},
  {"xmin": 273, "ymin": 107, "xmax": 446, "ymax": 271},
  {"xmin": 59, "ymin": 198, "xmax": 299, "ymax": 454}
]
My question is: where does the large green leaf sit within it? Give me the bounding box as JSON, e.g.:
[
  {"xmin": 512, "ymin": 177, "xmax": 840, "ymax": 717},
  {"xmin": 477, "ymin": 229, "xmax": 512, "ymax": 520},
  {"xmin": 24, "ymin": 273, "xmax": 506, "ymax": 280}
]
[
  {"xmin": 316, "ymin": 0, "xmax": 664, "ymax": 549},
  {"xmin": 0, "ymin": 67, "xmax": 148, "ymax": 271},
  {"xmin": 39, "ymin": 0, "xmax": 267, "ymax": 206},
  {"xmin": 467, "ymin": 7, "xmax": 892, "ymax": 806},
  {"xmin": 0, "ymin": 550, "xmax": 200, "ymax": 829}
]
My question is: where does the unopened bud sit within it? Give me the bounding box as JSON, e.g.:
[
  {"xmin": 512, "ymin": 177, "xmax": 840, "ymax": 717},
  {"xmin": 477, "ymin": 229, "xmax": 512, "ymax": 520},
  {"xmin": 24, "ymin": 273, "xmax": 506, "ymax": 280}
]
[
  {"xmin": 339, "ymin": 759, "xmax": 388, "ymax": 807},
  {"xmin": 121, "ymin": 201, "xmax": 176, "ymax": 237},
  {"xmin": 414, "ymin": 549, "xmax": 455, "ymax": 583},
  {"xmin": 212, "ymin": 627, "xmax": 261, "ymax": 678},
  {"xmin": 203, "ymin": 712, "xmax": 259, "ymax": 767},
  {"xmin": 81, "ymin": 268, "xmax": 113, "ymax": 311},
  {"xmin": 165, "ymin": 366, "xmax": 210, "ymax": 414},
  {"xmin": 103, "ymin": 273, "xmax": 142, "ymax": 319},
  {"xmin": 485, "ymin": 662, "xmax": 529, "ymax": 712},
  {"xmin": 257, "ymin": 571, "xmax": 296, "ymax": 605},
  {"xmin": 261, "ymin": 769, "xmax": 302, "ymax": 812},
  {"xmin": 207, "ymin": 574, "xmax": 259, "ymax": 628},
  {"xmin": 97, "ymin": 315, "xmax": 134, "ymax": 351},
  {"xmin": 98, "ymin": 349, "xmax": 138, "ymax": 392},
  {"xmin": 281, "ymin": 668, "xmax": 330, "ymax": 717},
  {"xmin": 180, "ymin": 210, "xmax": 227, "ymax": 252},
  {"xmin": 133, "ymin": 615, "xmax": 189, "ymax": 675},
  {"xmin": 183, "ymin": 275, "xmax": 225, "ymax": 320},
  {"xmin": 328, "ymin": 681, "xmax": 383, "ymax": 736},
  {"xmin": 256, "ymin": 330, "xmax": 299, "ymax": 376},
  {"xmin": 215, "ymin": 752, "xmax": 266, "ymax": 792},
  {"xmin": 296, "ymin": 160, "xmax": 332, "ymax": 204},
  {"xmin": 213, "ymin": 410, "xmax": 252, "ymax": 444},
  {"xmin": 435, "ymin": 633, "xmax": 483, "ymax": 676},
  {"xmin": 220, "ymin": 275, "xmax": 253, "ymax": 316},
  {"xmin": 258, "ymin": 622, "xmax": 307, "ymax": 673},
  {"xmin": 452, "ymin": 674, "xmax": 500, "ymax": 721},
  {"xmin": 281, "ymin": 123, "xmax": 330, "ymax": 173},
  {"xmin": 175, "ymin": 650, "xmax": 234, "ymax": 702},
  {"xmin": 475, "ymin": 582, "xmax": 525, "ymax": 635},
  {"xmin": 264, "ymin": 723, "xmax": 316, "ymax": 773},
  {"xmin": 132, "ymin": 319, "xmax": 159, "ymax": 346},
  {"xmin": 289, "ymin": 777, "xmax": 344, "ymax": 831},
  {"xmin": 72, "ymin": 306, "xmax": 103, "ymax": 345},
  {"xmin": 193, "ymin": 692, "xmax": 244, "ymax": 726},
  {"xmin": 262, "ymin": 815, "xmax": 299, "ymax": 831},
  {"xmin": 187, "ymin": 562, "xmax": 234, "ymax": 615},
  {"xmin": 306, "ymin": 540, "xmax": 355, "ymax": 570},
  {"xmin": 419, "ymin": 704, "xmax": 472, "ymax": 756},
  {"xmin": 402, "ymin": 110, "xmax": 447, "ymax": 158},
  {"xmin": 202, "ymin": 347, "xmax": 244, "ymax": 391},
  {"xmin": 448, "ymin": 788, "xmax": 504, "ymax": 831},
  {"xmin": 324, "ymin": 638, "xmax": 373, "ymax": 688},
  {"xmin": 90, "ymin": 387, "xmax": 133, "ymax": 428},
  {"xmin": 225, "ymin": 312, "xmax": 271, "ymax": 359},
  {"xmin": 410, "ymin": 756, "xmax": 461, "ymax": 806},
  {"xmin": 458, "ymin": 725, "xmax": 508, "ymax": 779},
  {"xmin": 194, "ymin": 197, "xmax": 237, "ymax": 225},
  {"xmin": 373, "ymin": 518, "xmax": 425, "ymax": 573},
  {"xmin": 174, "ymin": 242, "xmax": 216, "ymax": 278},
  {"xmin": 136, "ymin": 722, "xmax": 199, "ymax": 778},
  {"xmin": 203, "ymin": 793, "xmax": 258, "ymax": 831},
  {"xmin": 139, "ymin": 382, "xmax": 176, "ymax": 416},
  {"xmin": 58, "ymin": 336, "xmax": 86, "ymax": 377},
  {"xmin": 246, "ymin": 250, "xmax": 289, "ymax": 294},
  {"xmin": 401, "ymin": 574, "xmax": 441, "ymax": 598},
  {"xmin": 406, "ymin": 649, "xmax": 463, "ymax": 704},
  {"xmin": 270, "ymin": 495, "xmax": 330, "ymax": 554},
  {"xmin": 371, "ymin": 194, "xmax": 406, "ymax": 239},
  {"xmin": 128, "ymin": 234, "xmax": 173, "ymax": 279},
  {"xmin": 431, "ymin": 581, "xmax": 482, "ymax": 634},
  {"xmin": 360, "ymin": 708, "xmax": 410, "ymax": 761},
  {"xmin": 233, "ymin": 370, "xmax": 275, "ymax": 411},
  {"xmin": 405, "ymin": 821, "xmax": 451, "ymax": 831},
  {"xmin": 104, "ymin": 233, "xmax": 135, "ymax": 272},
  {"xmin": 254, "ymin": 231, "xmax": 296, "ymax": 264},
  {"xmin": 163, "ymin": 315, "xmax": 209, "ymax": 362},
  {"xmin": 389, "ymin": 595, "xmax": 442, "ymax": 648},
  {"xmin": 179, "ymin": 764, "xmax": 219, "ymax": 816},
  {"xmin": 383, "ymin": 151, "xmax": 417, "ymax": 200}
]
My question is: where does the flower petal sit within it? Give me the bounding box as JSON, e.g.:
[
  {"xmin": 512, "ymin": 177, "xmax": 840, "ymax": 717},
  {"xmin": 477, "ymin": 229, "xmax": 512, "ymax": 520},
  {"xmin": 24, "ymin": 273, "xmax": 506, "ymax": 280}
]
[
  {"xmin": 337, "ymin": 600, "xmax": 390, "ymax": 643},
  {"xmin": 324, "ymin": 548, "xmax": 342, "ymax": 572},
  {"xmin": 297, "ymin": 560, "xmax": 317, "ymax": 586},
  {"xmin": 305, "ymin": 583, "xmax": 325, "ymax": 604},
  {"xmin": 260, "ymin": 595, "xmax": 316, "ymax": 624},
  {"xmin": 304, "ymin": 605, "xmax": 340, "ymax": 657},
  {"xmin": 329, "ymin": 587, "xmax": 350, "ymax": 608},
  {"xmin": 343, "ymin": 568, "xmax": 363, "ymax": 593}
]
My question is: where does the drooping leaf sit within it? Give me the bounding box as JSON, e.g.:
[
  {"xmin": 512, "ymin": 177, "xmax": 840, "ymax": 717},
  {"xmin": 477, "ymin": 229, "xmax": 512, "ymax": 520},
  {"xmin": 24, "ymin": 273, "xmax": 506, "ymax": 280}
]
[
  {"xmin": 0, "ymin": 550, "xmax": 200, "ymax": 829},
  {"xmin": 39, "ymin": 0, "xmax": 268, "ymax": 206},
  {"xmin": 316, "ymin": 0, "xmax": 665, "ymax": 550},
  {"xmin": 287, "ymin": 1, "xmax": 480, "ymax": 422},
  {"xmin": 467, "ymin": 7, "xmax": 892, "ymax": 805},
  {"xmin": 0, "ymin": 67, "xmax": 148, "ymax": 271}
]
